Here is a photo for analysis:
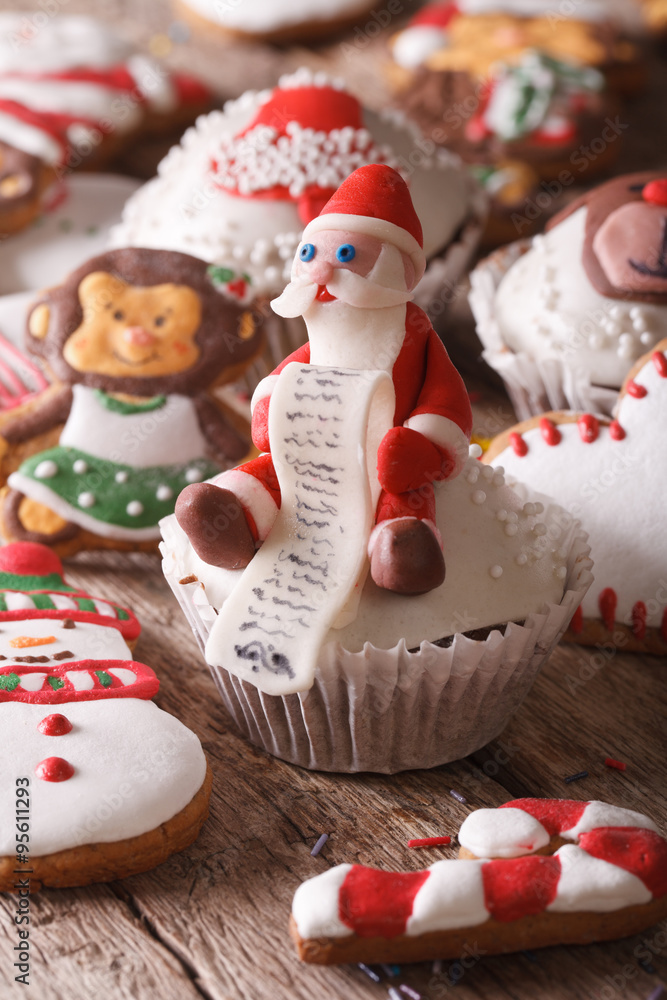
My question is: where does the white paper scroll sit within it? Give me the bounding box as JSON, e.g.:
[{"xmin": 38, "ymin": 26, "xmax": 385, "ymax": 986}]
[{"xmin": 205, "ymin": 362, "xmax": 395, "ymax": 695}]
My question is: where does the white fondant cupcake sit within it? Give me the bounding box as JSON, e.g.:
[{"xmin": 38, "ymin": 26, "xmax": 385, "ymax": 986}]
[
  {"xmin": 111, "ymin": 69, "xmax": 486, "ymax": 390},
  {"xmin": 469, "ymin": 172, "xmax": 667, "ymax": 419},
  {"xmin": 159, "ymin": 164, "xmax": 589, "ymax": 773}
]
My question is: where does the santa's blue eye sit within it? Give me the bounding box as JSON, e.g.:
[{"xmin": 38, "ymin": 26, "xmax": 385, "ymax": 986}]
[
  {"xmin": 336, "ymin": 243, "xmax": 356, "ymax": 262},
  {"xmin": 299, "ymin": 243, "xmax": 315, "ymax": 262}
]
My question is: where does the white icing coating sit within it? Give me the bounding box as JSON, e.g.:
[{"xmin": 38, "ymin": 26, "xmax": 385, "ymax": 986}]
[
  {"xmin": 494, "ymin": 209, "xmax": 667, "ymax": 388},
  {"xmin": 0, "ymin": 617, "xmax": 132, "ymax": 665},
  {"xmin": 564, "ymin": 801, "xmax": 661, "ymax": 839},
  {"xmin": 111, "ymin": 71, "xmax": 474, "ymax": 298},
  {"xmin": 0, "ymin": 15, "xmax": 130, "ymax": 73},
  {"xmin": 291, "ymin": 864, "xmax": 354, "ymax": 939},
  {"xmin": 406, "ymin": 860, "xmax": 488, "ymax": 934},
  {"xmin": 4, "ymin": 592, "xmax": 34, "ymax": 611},
  {"xmin": 67, "ymin": 670, "xmax": 95, "ymax": 691},
  {"xmin": 490, "ymin": 352, "xmax": 667, "ymax": 629},
  {"xmin": 59, "ymin": 387, "xmax": 208, "ymax": 467},
  {"xmin": 459, "ymin": 807, "xmax": 551, "ymax": 858},
  {"xmin": 0, "ymin": 698, "xmax": 206, "ymax": 855},
  {"xmin": 179, "ymin": 0, "xmax": 373, "ymax": 33},
  {"xmin": 391, "ymin": 25, "xmax": 447, "ymax": 70},
  {"xmin": 547, "ymin": 844, "xmax": 652, "ymax": 913},
  {"xmin": 162, "ymin": 453, "xmax": 567, "ymax": 653}
]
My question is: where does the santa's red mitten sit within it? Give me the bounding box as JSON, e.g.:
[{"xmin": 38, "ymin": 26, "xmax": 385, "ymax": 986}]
[
  {"xmin": 251, "ymin": 395, "xmax": 271, "ymax": 453},
  {"xmin": 377, "ymin": 426, "xmax": 453, "ymax": 494}
]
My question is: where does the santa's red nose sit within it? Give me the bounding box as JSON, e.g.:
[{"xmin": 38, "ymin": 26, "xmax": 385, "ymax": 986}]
[
  {"xmin": 642, "ymin": 179, "xmax": 667, "ymax": 207},
  {"xmin": 123, "ymin": 326, "xmax": 156, "ymax": 348}
]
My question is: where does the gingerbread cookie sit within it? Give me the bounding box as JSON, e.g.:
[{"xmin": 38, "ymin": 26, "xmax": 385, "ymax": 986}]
[
  {"xmin": 292, "ymin": 798, "xmax": 667, "ymax": 963},
  {"xmin": 0, "ymin": 248, "xmax": 264, "ymax": 555},
  {"xmin": 174, "ymin": 0, "xmax": 378, "ymax": 43},
  {"xmin": 0, "ymin": 13, "xmax": 211, "ymax": 238},
  {"xmin": 0, "ymin": 542, "xmax": 211, "ymax": 891},
  {"xmin": 485, "ymin": 340, "xmax": 667, "ymax": 654}
]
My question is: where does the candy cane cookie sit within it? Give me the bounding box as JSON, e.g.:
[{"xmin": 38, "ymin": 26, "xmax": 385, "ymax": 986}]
[{"xmin": 291, "ymin": 799, "xmax": 667, "ymax": 964}]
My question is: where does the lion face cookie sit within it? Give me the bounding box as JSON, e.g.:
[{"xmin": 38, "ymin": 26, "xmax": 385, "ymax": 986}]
[
  {"xmin": 0, "ymin": 542, "xmax": 211, "ymax": 891},
  {"xmin": 0, "ymin": 248, "xmax": 264, "ymax": 555},
  {"xmin": 485, "ymin": 340, "xmax": 667, "ymax": 653}
]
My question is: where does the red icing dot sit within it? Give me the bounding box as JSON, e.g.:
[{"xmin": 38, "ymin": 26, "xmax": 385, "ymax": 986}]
[
  {"xmin": 631, "ymin": 601, "xmax": 647, "ymax": 640},
  {"xmin": 577, "ymin": 414, "xmax": 599, "ymax": 444},
  {"xmin": 339, "ymin": 866, "xmax": 430, "ymax": 938},
  {"xmin": 35, "ymin": 756, "xmax": 74, "ymax": 782},
  {"xmin": 499, "ymin": 799, "xmax": 587, "ymax": 837},
  {"xmin": 652, "ymin": 351, "xmax": 667, "ymax": 378},
  {"xmin": 642, "ymin": 179, "xmax": 667, "ymax": 207},
  {"xmin": 0, "ymin": 541, "xmax": 63, "ymax": 578},
  {"xmin": 609, "ymin": 420, "xmax": 626, "ymax": 441},
  {"xmin": 570, "ymin": 606, "xmax": 584, "ymax": 634},
  {"xmin": 599, "ymin": 587, "xmax": 618, "ymax": 631},
  {"xmin": 540, "ymin": 418, "xmax": 561, "ymax": 446},
  {"xmin": 626, "ymin": 380, "xmax": 648, "ymax": 399},
  {"xmin": 482, "ymin": 855, "xmax": 561, "ymax": 922},
  {"xmin": 509, "ymin": 432, "xmax": 528, "ymax": 457},
  {"xmin": 37, "ymin": 713, "xmax": 72, "ymax": 736},
  {"xmin": 579, "ymin": 828, "xmax": 667, "ymax": 898}
]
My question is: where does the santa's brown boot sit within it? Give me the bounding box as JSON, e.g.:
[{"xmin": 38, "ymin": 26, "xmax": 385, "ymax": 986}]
[
  {"xmin": 175, "ymin": 484, "xmax": 255, "ymax": 570},
  {"xmin": 369, "ymin": 518, "xmax": 445, "ymax": 595}
]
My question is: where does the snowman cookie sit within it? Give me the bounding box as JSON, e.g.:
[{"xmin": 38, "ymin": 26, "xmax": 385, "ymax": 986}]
[
  {"xmin": 0, "ymin": 247, "xmax": 264, "ymax": 556},
  {"xmin": 0, "ymin": 542, "xmax": 211, "ymax": 891},
  {"xmin": 0, "ymin": 13, "xmax": 210, "ymax": 237},
  {"xmin": 485, "ymin": 340, "xmax": 667, "ymax": 654}
]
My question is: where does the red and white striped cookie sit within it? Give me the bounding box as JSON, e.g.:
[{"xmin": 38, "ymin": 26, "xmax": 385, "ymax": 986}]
[{"xmin": 291, "ymin": 797, "xmax": 667, "ymax": 964}]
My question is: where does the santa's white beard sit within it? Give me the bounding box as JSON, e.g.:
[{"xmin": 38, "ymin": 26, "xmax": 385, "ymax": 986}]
[{"xmin": 304, "ymin": 298, "xmax": 408, "ymax": 374}]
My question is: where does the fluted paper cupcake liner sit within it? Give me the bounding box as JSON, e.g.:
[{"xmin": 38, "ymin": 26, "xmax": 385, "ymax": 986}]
[
  {"xmin": 469, "ymin": 241, "xmax": 619, "ymax": 421},
  {"xmin": 161, "ymin": 503, "xmax": 592, "ymax": 773}
]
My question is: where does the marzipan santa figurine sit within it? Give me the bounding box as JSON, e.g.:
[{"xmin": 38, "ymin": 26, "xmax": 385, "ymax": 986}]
[{"xmin": 176, "ymin": 165, "xmax": 472, "ymax": 594}]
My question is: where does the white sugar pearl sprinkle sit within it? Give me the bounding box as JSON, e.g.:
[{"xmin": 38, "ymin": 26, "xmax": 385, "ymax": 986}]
[
  {"xmin": 35, "ymin": 460, "xmax": 58, "ymax": 479},
  {"xmin": 516, "ymin": 553, "xmax": 528, "ymax": 566},
  {"xmin": 496, "ymin": 509, "xmax": 508, "ymax": 522},
  {"xmin": 523, "ymin": 502, "xmax": 536, "ymax": 516},
  {"xmin": 468, "ymin": 443, "xmax": 483, "ymax": 459},
  {"xmin": 73, "ymin": 459, "xmax": 88, "ymax": 474},
  {"xmin": 534, "ymin": 523, "xmax": 547, "ymax": 536},
  {"xmin": 504, "ymin": 523, "xmax": 518, "ymax": 536},
  {"xmin": 78, "ymin": 492, "xmax": 95, "ymax": 508},
  {"xmin": 481, "ymin": 465, "xmax": 494, "ymax": 480},
  {"xmin": 126, "ymin": 500, "xmax": 143, "ymax": 517},
  {"xmin": 466, "ymin": 469, "xmax": 480, "ymax": 485},
  {"xmin": 156, "ymin": 485, "xmax": 173, "ymax": 502},
  {"xmin": 555, "ymin": 565, "xmax": 567, "ymax": 580},
  {"xmin": 472, "ymin": 490, "xmax": 486, "ymax": 505},
  {"xmin": 185, "ymin": 468, "xmax": 203, "ymax": 484},
  {"xmin": 489, "ymin": 565, "xmax": 503, "ymax": 579},
  {"xmin": 115, "ymin": 470, "xmax": 129, "ymax": 484}
]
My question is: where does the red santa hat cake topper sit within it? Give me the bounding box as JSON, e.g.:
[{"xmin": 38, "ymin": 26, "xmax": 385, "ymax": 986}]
[{"xmin": 301, "ymin": 164, "xmax": 427, "ymax": 281}]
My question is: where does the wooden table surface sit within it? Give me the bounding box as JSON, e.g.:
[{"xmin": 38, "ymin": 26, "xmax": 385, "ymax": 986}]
[{"xmin": 1, "ymin": 2, "xmax": 666, "ymax": 999}]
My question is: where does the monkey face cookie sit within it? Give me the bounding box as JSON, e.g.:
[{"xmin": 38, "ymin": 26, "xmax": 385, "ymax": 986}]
[
  {"xmin": 485, "ymin": 341, "xmax": 667, "ymax": 654},
  {"xmin": 291, "ymin": 798, "xmax": 667, "ymax": 964},
  {"xmin": 0, "ymin": 13, "xmax": 211, "ymax": 238},
  {"xmin": 0, "ymin": 542, "xmax": 211, "ymax": 891},
  {"xmin": 0, "ymin": 248, "xmax": 264, "ymax": 554}
]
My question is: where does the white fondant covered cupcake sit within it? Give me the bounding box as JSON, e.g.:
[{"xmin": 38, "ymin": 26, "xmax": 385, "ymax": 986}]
[
  {"xmin": 470, "ymin": 172, "xmax": 667, "ymax": 419},
  {"xmin": 111, "ymin": 69, "xmax": 486, "ymax": 386},
  {"xmin": 161, "ymin": 166, "xmax": 590, "ymax": 773}
]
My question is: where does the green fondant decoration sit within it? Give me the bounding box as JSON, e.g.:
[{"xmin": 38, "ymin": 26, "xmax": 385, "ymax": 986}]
[
  {"xmin": 0, "ymin": 573, "xmax": 76, "ymax": 593},
  {"xmin": 76, "ymin": 598, "xmax": 96, "ymax": 613},
  {"xmin": 0, "ymin": 673, "xmax": 20, "ymax": 691},
  {"xmin": 18, "ymin": 447, "xmax": 220, "ymax": 531},
  {"xmin": 115, "ymin": 608, "xmax": 130, "ymax": 621},
  {"xmin": 95, "ymin": 671, "xmax": 112, "ymax": 687},
  {"xmin": 207, "ymin": 264, "xmax": 235, "ymax": 285},
  {"xmin": 93, "ymin": 390, "xmax": 167, "ymax": 416},
  {"xmin": 47, "ymin": 676, "xmax": 65, "ymax": 691}
]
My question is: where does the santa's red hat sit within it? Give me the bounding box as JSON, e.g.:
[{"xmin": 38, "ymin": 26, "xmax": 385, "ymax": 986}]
[{"xmin": 301, "ymin": 164, "xmax": 426, "ymax": 280}]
